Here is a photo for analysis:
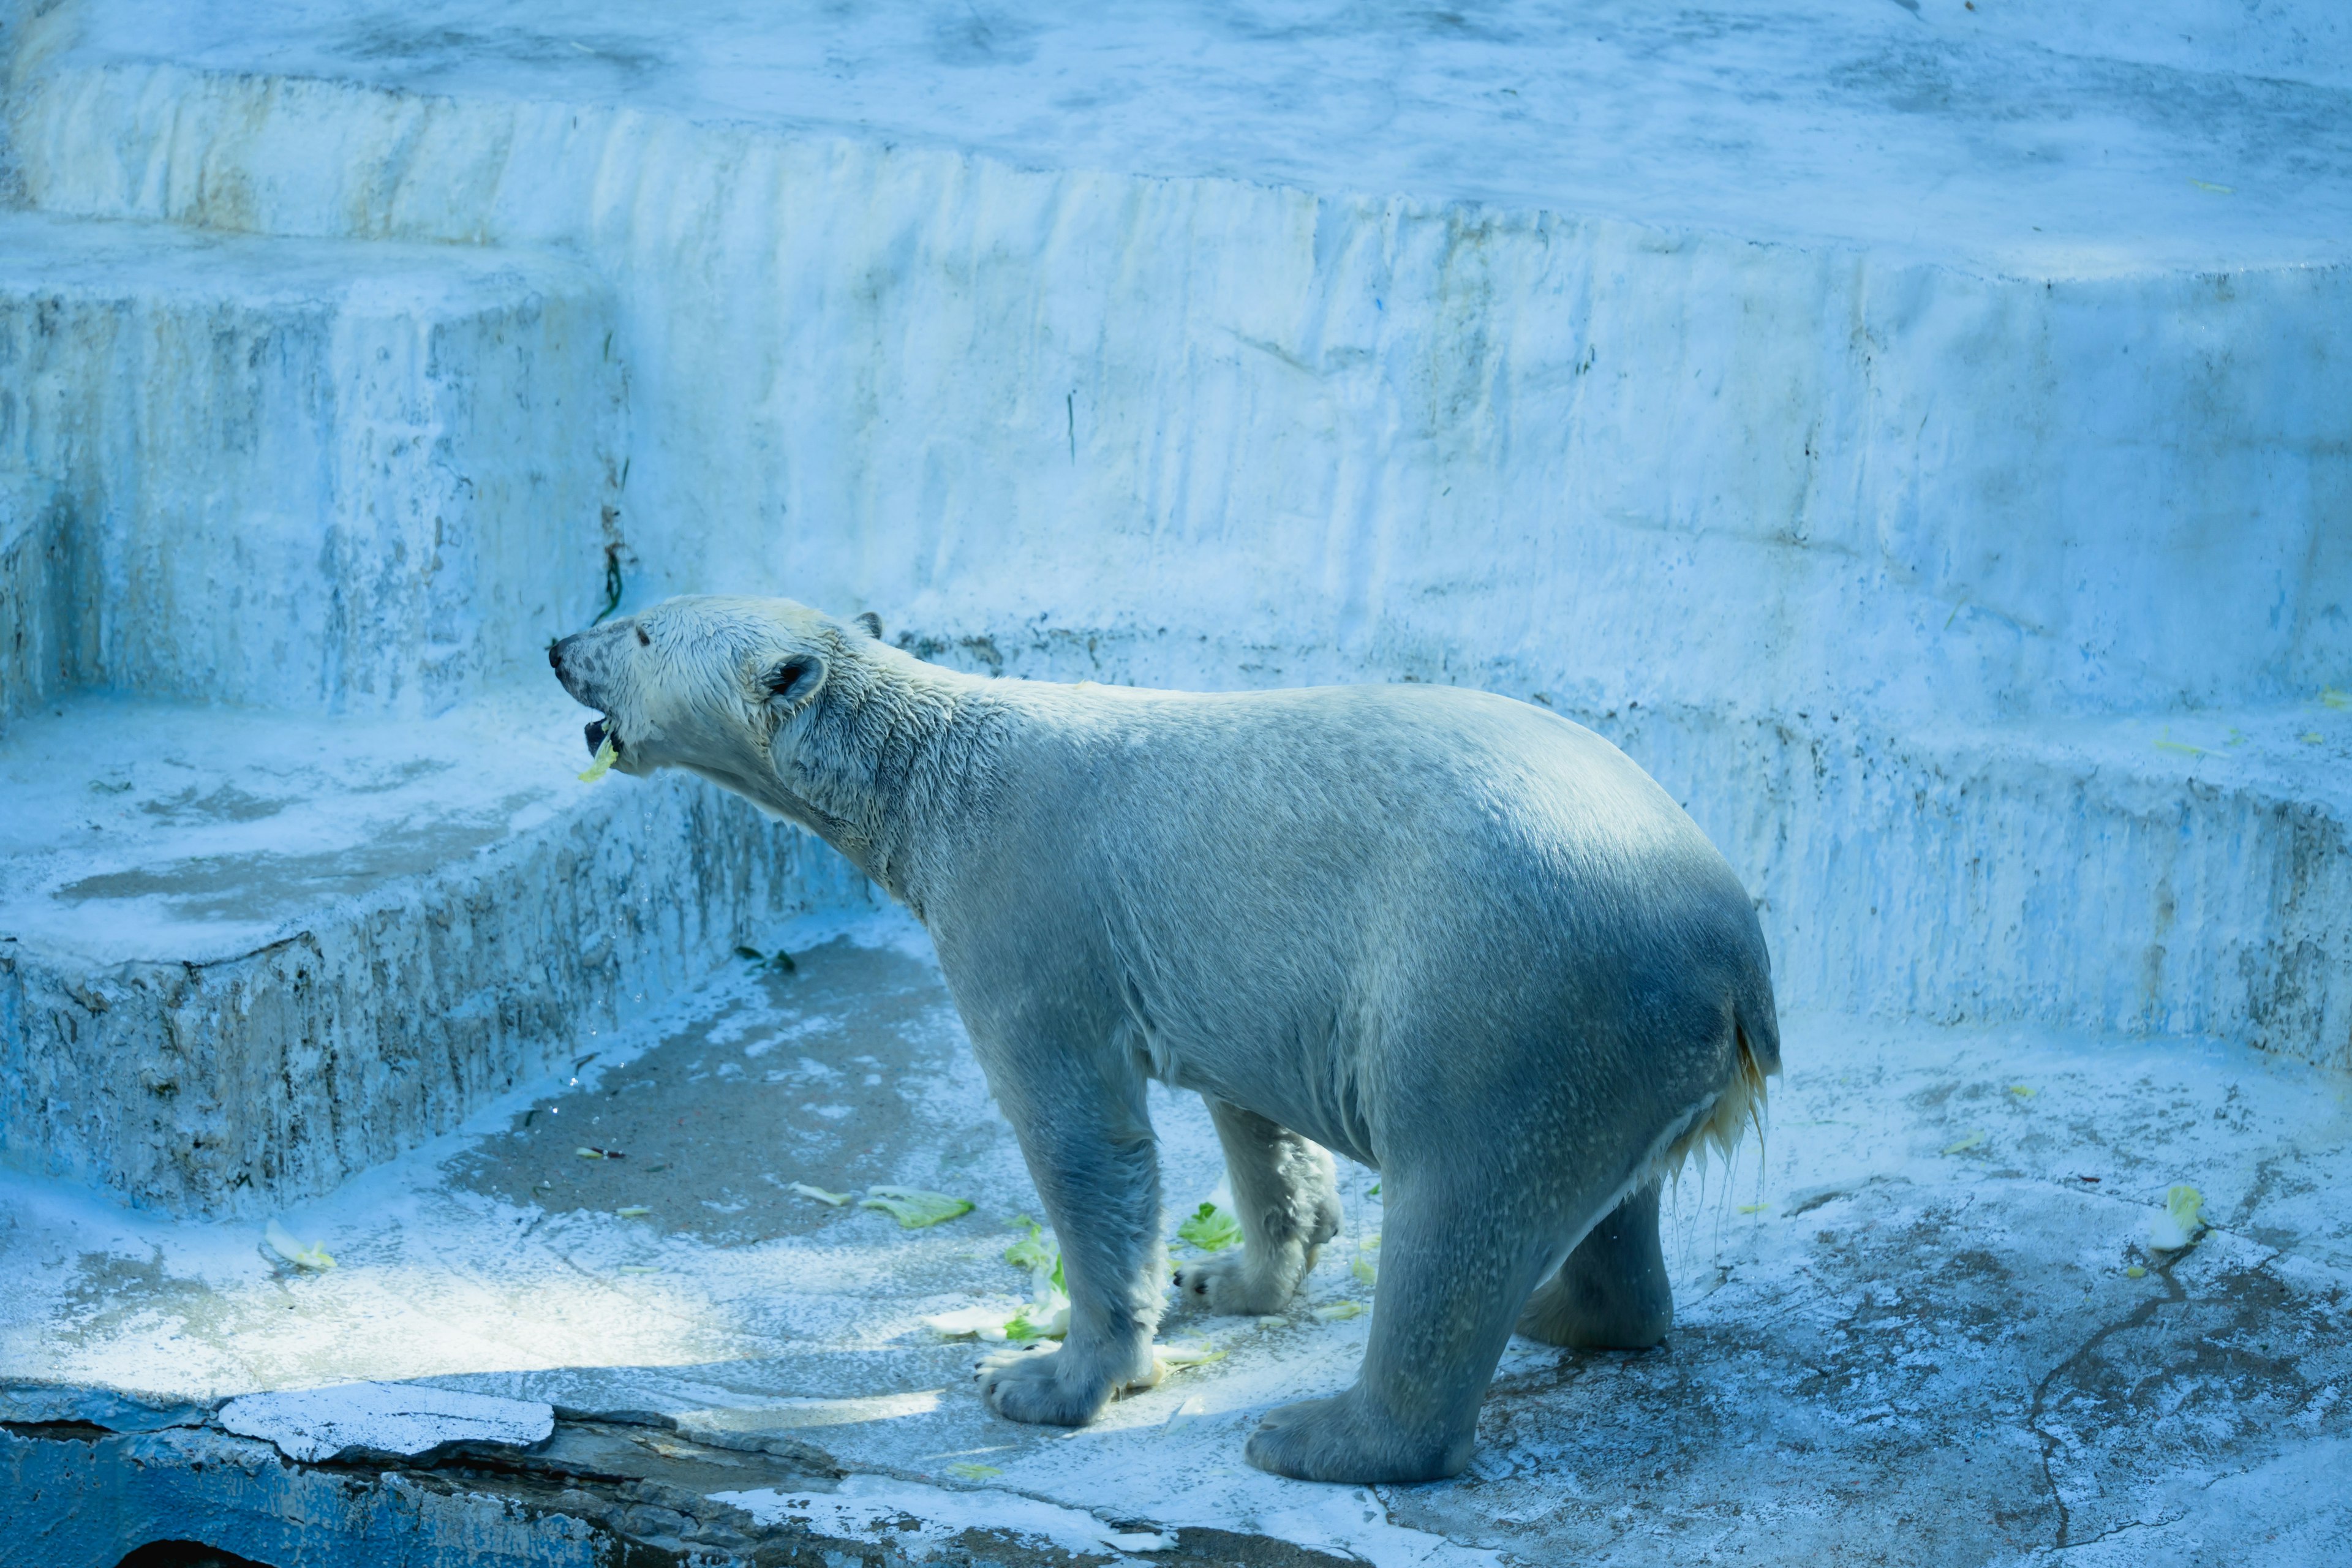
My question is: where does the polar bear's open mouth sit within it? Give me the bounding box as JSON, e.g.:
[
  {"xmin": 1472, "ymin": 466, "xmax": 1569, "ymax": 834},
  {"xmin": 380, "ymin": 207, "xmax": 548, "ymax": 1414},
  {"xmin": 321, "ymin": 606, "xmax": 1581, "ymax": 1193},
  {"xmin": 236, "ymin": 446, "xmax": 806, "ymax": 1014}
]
[{"xmin": 584, "ymin": 717, "xmax": 619, "ymax": 760}]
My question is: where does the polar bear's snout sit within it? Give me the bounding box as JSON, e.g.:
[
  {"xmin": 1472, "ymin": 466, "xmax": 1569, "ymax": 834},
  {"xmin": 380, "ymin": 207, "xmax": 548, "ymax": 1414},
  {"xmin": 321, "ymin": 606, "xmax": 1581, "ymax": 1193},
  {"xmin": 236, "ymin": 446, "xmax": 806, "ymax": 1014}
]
[
  {"xmin": 548, "ymin": 622, "xmax": 637, "ymax": 764},
  {"xmin": 548, "ymin": 596, "xmax": 844, "ymax": 786}
]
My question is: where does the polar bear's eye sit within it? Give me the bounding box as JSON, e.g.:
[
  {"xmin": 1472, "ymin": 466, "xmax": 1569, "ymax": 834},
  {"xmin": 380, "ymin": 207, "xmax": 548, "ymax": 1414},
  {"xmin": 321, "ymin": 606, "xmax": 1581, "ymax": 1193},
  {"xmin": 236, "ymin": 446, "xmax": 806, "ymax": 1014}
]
[{"xmin": 635, "ymin": 625, "xmax": 651, "ymax": 647}]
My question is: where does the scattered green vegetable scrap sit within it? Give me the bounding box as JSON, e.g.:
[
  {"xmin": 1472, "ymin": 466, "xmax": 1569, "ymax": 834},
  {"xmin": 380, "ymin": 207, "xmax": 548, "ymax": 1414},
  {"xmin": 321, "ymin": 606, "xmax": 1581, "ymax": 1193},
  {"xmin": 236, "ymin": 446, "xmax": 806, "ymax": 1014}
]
[
  {"xmin": 1005, "ymin": 1218, "xmax": 1066, "ymax": 1292},
  {"xmin": 924, "ymin": 1304, "xmax": 1021, "ymax": 1341},
  {"xmin": 861, "ymin": 1186, "xmax": 974, "ymax": 1228},
  {"xmin": 2147, "ymin": 1183, "xmax": 2204, "ymax": 1252},
  {"xmin": 616, "ymin": 1206, "xmax": 652, "ymax": 1218},
  {"xmin": 1942, "ymin": 1129, "xmax": 1986, "ymax": 1155},
  {"xmin": 578, "ymin": 735, "xmax": 618, "ymax": 782},
  {"xmin": 925, "ymin": 1217, "xmax": 1074, "ymax": 1343},
  {"xmin": 1737, "ymin": 1202, "xmax": 1771, "ymax": 1215},
  {"xmin": 1005, "ymin": 1294, "xmax": 1070, "ymax": 1341},
  {"xmin": 790, "ymin": 1182, "xmax": 853, "ymax": 1206},
  {"xmin": 1177, "ymin": 1200, "xmax": 1242, "ymax": 1252},
  {"xmin": 944, "ymin": 1463, "xmax": 1003, "ymax": 1481},
  {"xmin": 265, "ymin": 1220, "xmax": 336, "ymax": 1272},
  {"xmin": 1313, "ymin": 1302, "xmax": 1364, "ymax": 1321}
]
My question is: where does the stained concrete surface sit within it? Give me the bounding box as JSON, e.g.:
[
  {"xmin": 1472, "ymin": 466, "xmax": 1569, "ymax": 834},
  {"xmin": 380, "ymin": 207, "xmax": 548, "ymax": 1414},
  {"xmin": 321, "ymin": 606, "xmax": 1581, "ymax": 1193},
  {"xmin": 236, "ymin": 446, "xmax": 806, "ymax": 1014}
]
[
  {"xmin": 0, "ymin": 687, "xmax": 864, "ymax": 1215},
  {"xmin": 2, "ymin": 909, "xmax": 2348, "ymax": 1565}
]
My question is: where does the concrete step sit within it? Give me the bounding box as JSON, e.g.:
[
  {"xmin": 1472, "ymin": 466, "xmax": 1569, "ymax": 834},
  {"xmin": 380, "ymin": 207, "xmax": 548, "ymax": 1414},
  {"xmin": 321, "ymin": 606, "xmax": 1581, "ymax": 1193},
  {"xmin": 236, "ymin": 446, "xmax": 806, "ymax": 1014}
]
[
  {"xmin": 5, "ymin": 14, "xmax": 2343, "ymax": 1074},
  {"xmin": 1640, "ymin": 695, "xmax": 2352, "ymax": 1067},
  {"xmin": 0, "ymin": 688, "xmax": 870, "ymax": 1215},
  {"xmin": 0, "ymin": 211, "xmax": 624, "ymax": 730}
]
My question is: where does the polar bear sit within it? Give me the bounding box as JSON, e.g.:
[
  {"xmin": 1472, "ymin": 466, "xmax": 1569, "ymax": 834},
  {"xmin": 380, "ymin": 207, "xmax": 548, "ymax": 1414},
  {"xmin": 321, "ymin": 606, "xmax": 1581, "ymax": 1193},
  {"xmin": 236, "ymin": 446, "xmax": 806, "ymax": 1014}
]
[{"xmin": 549, "ymin": 596, "xmax": 1779, "ymax": 1484}]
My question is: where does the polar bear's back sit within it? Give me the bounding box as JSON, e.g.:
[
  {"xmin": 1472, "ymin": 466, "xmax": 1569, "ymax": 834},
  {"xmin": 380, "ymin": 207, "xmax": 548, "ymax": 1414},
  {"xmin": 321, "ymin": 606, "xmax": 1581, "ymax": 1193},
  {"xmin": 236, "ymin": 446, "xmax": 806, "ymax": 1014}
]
[
  {"xmin": 1033, "ymin": 680, "xmax": 1722, "ymax": 902},
  {"xmin": 941, "ymin": 680, "xmax": 1774, "ymax": 1165}
]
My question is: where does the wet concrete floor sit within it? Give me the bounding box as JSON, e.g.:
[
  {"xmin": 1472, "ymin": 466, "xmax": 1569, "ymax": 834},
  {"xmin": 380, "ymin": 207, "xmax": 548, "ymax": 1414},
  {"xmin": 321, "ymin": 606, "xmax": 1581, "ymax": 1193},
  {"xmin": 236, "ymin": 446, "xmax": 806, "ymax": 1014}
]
[{"xmin": 4, "ymin": 910, "xmax": 2349, "ymax": 1566}]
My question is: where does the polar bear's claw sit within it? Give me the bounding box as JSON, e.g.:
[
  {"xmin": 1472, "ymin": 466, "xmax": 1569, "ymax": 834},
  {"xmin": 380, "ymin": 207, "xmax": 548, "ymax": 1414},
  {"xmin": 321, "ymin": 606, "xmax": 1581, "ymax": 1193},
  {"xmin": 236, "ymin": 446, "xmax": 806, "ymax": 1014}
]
[
  {"xmin": 1245, "ymin": 1388, "xmax": 1473, "ymax": 1485},
  {"xmin": 975, "ymin": 1343, "xmax": 1122, "ymax": 1427},
  {"xmin": 1174, "ymin": 1251, "xmax": 1300, "ymax": 1316}
]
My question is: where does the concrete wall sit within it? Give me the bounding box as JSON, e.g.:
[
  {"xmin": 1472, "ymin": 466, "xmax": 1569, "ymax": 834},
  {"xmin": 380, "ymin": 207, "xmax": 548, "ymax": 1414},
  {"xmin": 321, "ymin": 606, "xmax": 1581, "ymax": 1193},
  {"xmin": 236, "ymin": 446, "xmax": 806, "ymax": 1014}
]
[
  {"xmin": 5, "ymin": 52, "xmax": 2348, "ymax": 1065},
  {"xmin": 0, "ymin": 215, "xmax": 624, "ymax": 723}
]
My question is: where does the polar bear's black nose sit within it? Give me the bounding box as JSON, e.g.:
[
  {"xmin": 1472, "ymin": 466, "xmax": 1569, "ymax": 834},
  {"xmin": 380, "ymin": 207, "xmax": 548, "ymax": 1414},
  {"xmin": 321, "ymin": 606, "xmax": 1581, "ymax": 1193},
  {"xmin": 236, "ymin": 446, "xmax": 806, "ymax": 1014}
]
[{"xmin": 548, "ymin": 640, "xmax": 564, "ymax": 671}]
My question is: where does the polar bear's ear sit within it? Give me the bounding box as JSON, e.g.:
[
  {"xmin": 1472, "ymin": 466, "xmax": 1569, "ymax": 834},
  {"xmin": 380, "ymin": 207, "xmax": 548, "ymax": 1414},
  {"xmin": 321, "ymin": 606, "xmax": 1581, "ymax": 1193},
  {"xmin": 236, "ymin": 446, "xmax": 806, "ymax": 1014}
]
[
  {"xmin": 761, "ymin": 653, "xmax": 826, "ymax": 713},
  {"xmin": 852, "ymin": 611, "xmax": 884, "ymax": 641}
]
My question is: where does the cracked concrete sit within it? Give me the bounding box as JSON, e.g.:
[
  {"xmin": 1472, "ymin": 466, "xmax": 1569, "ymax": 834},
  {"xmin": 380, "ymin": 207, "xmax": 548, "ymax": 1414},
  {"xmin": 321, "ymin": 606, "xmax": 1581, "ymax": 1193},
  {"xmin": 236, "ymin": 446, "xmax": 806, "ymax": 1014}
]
[{"xmin": 1, "ymin": 908, "xmax": 2346, "ymax": 1565}]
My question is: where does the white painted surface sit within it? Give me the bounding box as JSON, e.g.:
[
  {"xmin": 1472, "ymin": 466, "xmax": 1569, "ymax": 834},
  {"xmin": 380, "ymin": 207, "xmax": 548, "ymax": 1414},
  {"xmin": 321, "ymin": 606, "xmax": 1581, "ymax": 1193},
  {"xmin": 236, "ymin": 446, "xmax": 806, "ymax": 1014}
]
[
  {"xmin": 13, "ymin": 54, "xmax": 2346, "ymax": 728},
  {"xmin": 217, "ymin": 1379, "xmax": 552, "ymax": 1462},
  {"xmin": 0, "ymin": 211, "xmax": 622, "ymax": 724},
  {"xmin": 7, "ymin": 15, "xmax": 2346, "ymax": 1059},
  {"xmin": 0, "ymin": 0, "xmax": 2345, "ymax": 1220},
  {"xmin": 712, "ymin": 1476, "xmax": 1190, "ymax": 1564},
  {"xmin": 11, "ymin": 2, "xmax": 2348, "ymax": 726},
  {"xmin": 21, "ymin": 0, "xmax": 2352, "ymax": 271}
]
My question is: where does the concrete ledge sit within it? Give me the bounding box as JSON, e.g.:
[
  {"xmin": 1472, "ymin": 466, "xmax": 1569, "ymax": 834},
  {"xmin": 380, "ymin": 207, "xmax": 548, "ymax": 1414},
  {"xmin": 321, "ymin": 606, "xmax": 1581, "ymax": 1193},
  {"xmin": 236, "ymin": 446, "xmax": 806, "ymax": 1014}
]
[
  {"xmin": 0, "ymin": 1410, "xmax": 1351, "ymax": 1567},
  {"xmin": 885, "ymin": 622, "xmax": 2352, "ymax": 1069},
  {"xmin": 12, "ymin": 58, "xmax": 2346, "ymax": 730},
  {"xmin": 8, "ymin": 50, "xmax": 2343, "ymax": 1071},
  {"xmin": 0, "ymin": 690, "xmax": 873, "ymax": 1215},
  {"xmin": 0, "ymin": 211, "xmax": 624, "ymax": 722}
]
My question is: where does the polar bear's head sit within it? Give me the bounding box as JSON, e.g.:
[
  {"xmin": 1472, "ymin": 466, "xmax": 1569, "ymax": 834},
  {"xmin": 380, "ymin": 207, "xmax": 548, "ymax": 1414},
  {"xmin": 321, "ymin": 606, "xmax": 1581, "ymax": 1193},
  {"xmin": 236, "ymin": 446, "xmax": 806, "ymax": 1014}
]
[{"xmin": 548, "ymin": 595, "xmax": 887, "ymax": 809}]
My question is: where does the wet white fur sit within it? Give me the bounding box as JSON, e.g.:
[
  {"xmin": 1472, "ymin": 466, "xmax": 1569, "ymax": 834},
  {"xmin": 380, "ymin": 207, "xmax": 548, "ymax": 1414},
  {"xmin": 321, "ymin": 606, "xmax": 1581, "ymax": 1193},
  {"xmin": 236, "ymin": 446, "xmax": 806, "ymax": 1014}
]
[{"xmin": 550, "ymin": 596, "xmax": 1780, "ymax": 1484}]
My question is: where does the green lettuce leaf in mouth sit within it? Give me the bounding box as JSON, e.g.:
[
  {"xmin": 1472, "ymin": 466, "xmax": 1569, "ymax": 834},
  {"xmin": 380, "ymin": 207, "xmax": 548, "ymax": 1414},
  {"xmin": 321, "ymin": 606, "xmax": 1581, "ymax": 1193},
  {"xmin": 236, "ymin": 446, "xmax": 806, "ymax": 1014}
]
[{"xmin": 578, "ymin": 733, "xmax": 619, "ymax": 782}]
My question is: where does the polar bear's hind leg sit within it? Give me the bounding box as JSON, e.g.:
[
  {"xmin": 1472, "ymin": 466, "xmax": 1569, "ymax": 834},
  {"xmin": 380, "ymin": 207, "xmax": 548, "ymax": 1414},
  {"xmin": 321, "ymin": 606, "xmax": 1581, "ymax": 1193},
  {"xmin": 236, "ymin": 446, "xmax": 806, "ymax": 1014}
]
[
  {"xmin": 1514, "ymin": 1182, "xmax": 1672, "ymax": 1349},
  {"xmin": 1174, "ymin": 1099, "xmax": 1343, "ymax": 1315},
  {"xmin": 1244, "ymin": 1177, "xmax": 1561, "ymax": 1484}
]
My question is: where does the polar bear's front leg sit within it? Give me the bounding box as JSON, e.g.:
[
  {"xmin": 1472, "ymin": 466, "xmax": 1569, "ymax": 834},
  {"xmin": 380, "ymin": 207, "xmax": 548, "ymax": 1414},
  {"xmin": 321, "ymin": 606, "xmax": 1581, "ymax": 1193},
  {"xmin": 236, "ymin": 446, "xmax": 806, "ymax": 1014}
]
[
  {"xmin": 971, "ymin": 1038, "xmax": 1166, "ymax": 1427},
  {"xmin": 1174, "ymin": 1099, "xmax": 1343, "ymax": 1315}
]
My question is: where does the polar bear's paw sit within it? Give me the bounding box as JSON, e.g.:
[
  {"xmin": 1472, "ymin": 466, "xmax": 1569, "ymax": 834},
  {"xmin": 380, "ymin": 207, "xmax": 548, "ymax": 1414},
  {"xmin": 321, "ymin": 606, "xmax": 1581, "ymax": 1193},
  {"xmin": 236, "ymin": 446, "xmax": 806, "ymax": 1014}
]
[
  {"xmin": 974, "ymin": 1342, "xmax": 1156, "ymax": 1427},
  {"xmin": 1172, "ymin": 1249, "xmax": 1308, "ymax": 1316},
  {"xmin": 1244, "ymin": 1387, "xmax": 1474, "ymax": 1485}
]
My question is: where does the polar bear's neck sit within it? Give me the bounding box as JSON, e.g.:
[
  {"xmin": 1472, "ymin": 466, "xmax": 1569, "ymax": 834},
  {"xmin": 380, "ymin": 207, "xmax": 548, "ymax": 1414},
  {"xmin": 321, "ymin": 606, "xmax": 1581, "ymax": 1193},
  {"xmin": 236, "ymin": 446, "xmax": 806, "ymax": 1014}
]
[{"xmin": 778, "ymin": 649, "xmax": 1006, "ymax": 916}]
